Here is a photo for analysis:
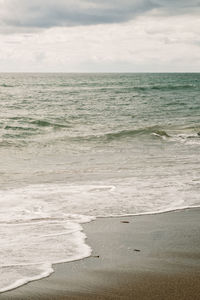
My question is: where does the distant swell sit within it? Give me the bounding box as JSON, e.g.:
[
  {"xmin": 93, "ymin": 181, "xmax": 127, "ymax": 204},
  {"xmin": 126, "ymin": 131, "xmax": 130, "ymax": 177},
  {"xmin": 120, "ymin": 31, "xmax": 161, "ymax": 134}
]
[
  {"xmin": 134, "ymin": 84, "xmax": 196, "ymax": 91},
  {"xmin": 0, "ymin": 84, "xmax": 14, "ymax": 88},
  {"xmin": 30, "ymin": 120, "xmax": 70, "ymax": 128},
  {"xmin": 4, "ymin": 125, "xmax": 38, "ymax": 132}
]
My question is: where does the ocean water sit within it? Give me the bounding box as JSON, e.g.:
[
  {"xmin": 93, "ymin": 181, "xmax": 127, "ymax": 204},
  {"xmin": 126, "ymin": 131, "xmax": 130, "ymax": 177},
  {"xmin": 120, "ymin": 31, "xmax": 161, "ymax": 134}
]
[{"xmin": 0, "ymin": 73, "xmax": 200, "ymax": 292}]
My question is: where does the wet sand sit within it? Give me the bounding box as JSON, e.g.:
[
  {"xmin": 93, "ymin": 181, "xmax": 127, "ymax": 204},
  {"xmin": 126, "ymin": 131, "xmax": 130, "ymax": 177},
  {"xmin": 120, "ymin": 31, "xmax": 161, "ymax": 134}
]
[{"xmin": 1, "ymin": 208, "xmax": 200, "ymax": 299}]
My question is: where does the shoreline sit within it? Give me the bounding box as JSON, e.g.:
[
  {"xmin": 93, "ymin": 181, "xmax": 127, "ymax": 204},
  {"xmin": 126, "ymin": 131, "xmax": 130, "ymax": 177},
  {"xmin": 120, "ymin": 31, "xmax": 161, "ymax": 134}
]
[{"xmin": 1, "ymin": 207, "xmax": 200, "ymax": 299}]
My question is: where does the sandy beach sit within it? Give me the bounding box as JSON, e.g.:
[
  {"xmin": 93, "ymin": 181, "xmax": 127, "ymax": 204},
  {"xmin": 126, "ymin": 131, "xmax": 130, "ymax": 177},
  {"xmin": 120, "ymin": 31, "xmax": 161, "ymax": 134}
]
[{"xmin": 1, "ymin": 208, "xmax": 200, "ymax": 300}]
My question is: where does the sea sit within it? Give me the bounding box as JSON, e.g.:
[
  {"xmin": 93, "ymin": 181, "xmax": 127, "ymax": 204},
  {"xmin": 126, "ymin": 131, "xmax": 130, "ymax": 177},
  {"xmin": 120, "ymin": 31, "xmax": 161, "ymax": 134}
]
[{"xmin": 0, "ymin": 73, "xmax": 200, "ymax": 292}]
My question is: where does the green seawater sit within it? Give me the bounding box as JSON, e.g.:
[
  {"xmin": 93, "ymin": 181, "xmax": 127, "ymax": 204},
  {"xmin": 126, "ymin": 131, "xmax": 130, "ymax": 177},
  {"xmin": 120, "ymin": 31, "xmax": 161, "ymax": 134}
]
[{"xmin": 0, "ymin": 73, "xmax": 200, "ymax": 211}]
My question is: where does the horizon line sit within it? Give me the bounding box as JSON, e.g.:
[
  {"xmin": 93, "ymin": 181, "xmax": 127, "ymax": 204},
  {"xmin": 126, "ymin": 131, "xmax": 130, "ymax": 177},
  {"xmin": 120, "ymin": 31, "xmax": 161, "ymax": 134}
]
[{"xmin": 0, "ymin": 71, "xmax": 200, "ymax": 74}]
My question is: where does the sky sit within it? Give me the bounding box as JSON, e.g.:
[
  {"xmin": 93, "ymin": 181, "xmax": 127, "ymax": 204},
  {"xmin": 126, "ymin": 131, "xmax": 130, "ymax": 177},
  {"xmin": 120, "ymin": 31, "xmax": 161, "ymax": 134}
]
[{"xmin": 0, "ymin": 0, "xmax": 200, "ymax": 72}]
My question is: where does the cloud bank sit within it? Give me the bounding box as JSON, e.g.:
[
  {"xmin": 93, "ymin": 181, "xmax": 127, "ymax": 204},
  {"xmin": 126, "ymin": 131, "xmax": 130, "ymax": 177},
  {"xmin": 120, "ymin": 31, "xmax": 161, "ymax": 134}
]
[
  {"xmin": 0, "ymin": 1, "xmax": 200, "ymax": 72},
  {"xmin": 0, "ymin": 0, "xmax": 199, "ymax": 33}
]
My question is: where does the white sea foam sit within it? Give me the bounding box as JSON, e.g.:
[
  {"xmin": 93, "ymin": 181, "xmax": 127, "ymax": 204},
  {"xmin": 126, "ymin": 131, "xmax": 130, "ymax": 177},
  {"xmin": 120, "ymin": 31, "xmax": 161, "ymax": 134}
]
[
  {"xmin": 0, "ymin": 216, "xmax": 92, "ymax": 293},
  {"xmin": 0, "ymin": 179, "xmax": 200, "ymax": 293},
  {"xmin": 0, "ymin": 185, "xmax": 96, "ymax": 293},
  {"xmin": 0, "ymin": 264, "xmax": 54, "ymax": 293},
  {"xmin": 169, "ymin": 133, "xmax": 200, "ymax": 145}
]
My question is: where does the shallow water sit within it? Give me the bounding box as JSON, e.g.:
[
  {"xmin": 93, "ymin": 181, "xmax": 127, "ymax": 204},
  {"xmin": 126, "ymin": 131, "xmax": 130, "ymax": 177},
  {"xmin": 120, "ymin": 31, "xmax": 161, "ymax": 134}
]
[{"xmin": 0, "ymin": 73, "xmax": 200, "ymax": 292}]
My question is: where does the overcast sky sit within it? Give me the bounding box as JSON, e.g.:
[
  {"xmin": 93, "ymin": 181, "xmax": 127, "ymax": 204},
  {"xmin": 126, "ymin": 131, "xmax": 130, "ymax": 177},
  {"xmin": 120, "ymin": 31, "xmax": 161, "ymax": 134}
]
[{"xmin": 0, "ymin": 0, "xmax": 200, "ymax": 72}]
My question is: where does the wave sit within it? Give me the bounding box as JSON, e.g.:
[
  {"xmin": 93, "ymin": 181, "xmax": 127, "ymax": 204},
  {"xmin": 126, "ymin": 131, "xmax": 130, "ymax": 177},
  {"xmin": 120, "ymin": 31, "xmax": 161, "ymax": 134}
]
[
  {"xmin": 69, "ymin": 124, "xmax": 200, "ymax": 145},
  {"xmin": 0, "ymin": 84, "xmax": 14, "ymax": 88},
  {"xmin": 133, "ymin": 84, "xmax": 196, "ymax": 91},
  {"xmin": 2, "ymin": 122, "xmax": 200, "ymax": 148},
  {"xmin": 70, "ymin": 126, "xmax": 170, "ymax": 143},
  {"xmin": 104, "ymin": 127, "xmax": 170, "ymax": 140},
  {"xmin": 4, "ymin": 125, "xmax": 38, "ymax": 132},
  {"xmin": 30, "ymin": 120, "xmax": 70, "ymax": 129}
]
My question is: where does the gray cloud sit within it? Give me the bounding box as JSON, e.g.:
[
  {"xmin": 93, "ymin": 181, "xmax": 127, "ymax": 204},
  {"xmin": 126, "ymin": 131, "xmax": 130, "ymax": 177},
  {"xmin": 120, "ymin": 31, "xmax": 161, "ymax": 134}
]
[{"xmin": 0, "ymin": 0, "xmax": 199, "ymax": 33}]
